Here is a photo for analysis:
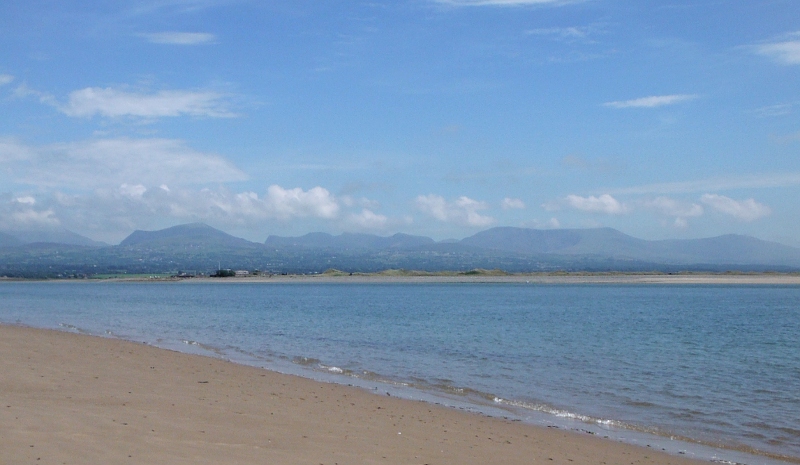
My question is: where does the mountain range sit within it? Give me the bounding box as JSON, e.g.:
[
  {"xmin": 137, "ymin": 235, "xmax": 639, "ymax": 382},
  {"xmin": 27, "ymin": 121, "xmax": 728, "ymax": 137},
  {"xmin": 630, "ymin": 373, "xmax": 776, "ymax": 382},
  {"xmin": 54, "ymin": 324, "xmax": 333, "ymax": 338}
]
[{"xmin": 1, "ymin": 223, "xmax": 799, "ymax": 278}]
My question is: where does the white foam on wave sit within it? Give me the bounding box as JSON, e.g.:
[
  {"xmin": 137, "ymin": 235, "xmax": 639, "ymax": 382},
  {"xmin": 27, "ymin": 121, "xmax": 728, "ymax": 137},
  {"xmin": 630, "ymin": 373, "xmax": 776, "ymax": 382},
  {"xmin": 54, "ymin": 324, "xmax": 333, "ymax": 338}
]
[{"xmin": 493, "ymin": 397, "xmax": 626, "ymax": 429}]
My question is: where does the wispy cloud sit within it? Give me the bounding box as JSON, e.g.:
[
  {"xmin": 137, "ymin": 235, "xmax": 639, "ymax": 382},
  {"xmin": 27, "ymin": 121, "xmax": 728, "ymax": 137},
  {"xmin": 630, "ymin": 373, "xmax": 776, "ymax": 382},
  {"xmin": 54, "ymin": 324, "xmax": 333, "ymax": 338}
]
[
  {"xmin": 753, "ymin": 33, "xmax": 800, "ymax": 65},
  {"xmin": 641, "ymin": 196, "xmax": 703, "ymax": 218},
  {"xmin": 610, "ymin": 172, "xmax": 800, "ymax": 195},
  {"xmin": 753, "ymin": 103, "xmax": 793, "ymax": 118},
  {"xmin": 700, "ymin": 194, "xmax": 771, "ymax": 222},
  {"xmin": 525, "ymin": 25, "xmax": 603, "ymax": 44},
  {"xmin": 521, "ymin": 217, "xmax": 561, "ymax": 229},
  {"xmin": 604, "ymin": 94, "xmax": 698, "ymax": 109},
  {"xmin": 0, "ymin": 74, "xmax": 13, "ymax": 86},
  {"xmin": 415, "ymin": 194, "xmax": 495, "ymax": 227},
  {"xmin": 59, "ymin": 87, "xmax": 235, "ymax": 118},
  {"xmin": 0, "ymin": 137, "xmax": 247, "ymax": 188},
  {"xmin": 434, "ymin": 0, "xmax": 576, "ymax": 6},
  {"xmin": 347, "ymin": 209, "xmax": 389, "ymax": 230},
  {"xmin": 140, "ymin": 32, "xmax": 216, "ymax": 45},
  {"xmin": 527, "ymin": 26, "xmax": 589, "ymax": 39}
]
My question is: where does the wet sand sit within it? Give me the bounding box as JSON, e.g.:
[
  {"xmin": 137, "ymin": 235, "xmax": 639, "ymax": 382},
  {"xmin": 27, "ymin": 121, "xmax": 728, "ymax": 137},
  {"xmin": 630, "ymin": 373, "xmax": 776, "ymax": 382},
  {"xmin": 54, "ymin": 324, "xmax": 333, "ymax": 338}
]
[{"xmin": 0, "ymin": 324, "xmax": 710, "ymax": 465}]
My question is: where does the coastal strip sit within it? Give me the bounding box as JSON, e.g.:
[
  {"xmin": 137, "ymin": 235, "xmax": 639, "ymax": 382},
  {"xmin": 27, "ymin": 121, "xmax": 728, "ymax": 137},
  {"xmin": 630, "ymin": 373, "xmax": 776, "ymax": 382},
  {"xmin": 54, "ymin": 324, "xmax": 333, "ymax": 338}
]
[
  {"xmin": 97, "ymin": 272, "xmax": 800, "ymax": 285},
  {"xmin": 0, "ymin": 325, "xmax": 709, "ymax": 465}
]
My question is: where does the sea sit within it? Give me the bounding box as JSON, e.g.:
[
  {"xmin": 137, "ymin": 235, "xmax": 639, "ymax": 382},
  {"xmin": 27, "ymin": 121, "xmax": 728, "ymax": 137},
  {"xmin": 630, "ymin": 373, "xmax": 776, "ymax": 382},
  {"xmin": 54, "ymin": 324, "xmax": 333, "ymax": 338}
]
[{"xmin": 1, "ymin": 281, "xmax": 798, "ymax": 464}]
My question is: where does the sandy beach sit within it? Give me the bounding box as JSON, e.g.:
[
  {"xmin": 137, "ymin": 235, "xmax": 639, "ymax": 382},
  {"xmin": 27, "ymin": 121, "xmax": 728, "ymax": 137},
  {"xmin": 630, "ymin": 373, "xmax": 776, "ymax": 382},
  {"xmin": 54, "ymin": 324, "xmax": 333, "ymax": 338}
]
[{"xmin": 0, "ymin": 324, "xmax": 712, "ymax": 465}]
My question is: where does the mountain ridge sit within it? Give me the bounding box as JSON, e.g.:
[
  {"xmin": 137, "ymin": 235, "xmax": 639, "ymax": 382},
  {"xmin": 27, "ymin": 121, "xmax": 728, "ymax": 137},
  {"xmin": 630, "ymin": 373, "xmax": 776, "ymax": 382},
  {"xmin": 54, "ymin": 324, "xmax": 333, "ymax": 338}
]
[{"xmin": 2, "ymin": 223, "xmax": 799, "ymax": 278}]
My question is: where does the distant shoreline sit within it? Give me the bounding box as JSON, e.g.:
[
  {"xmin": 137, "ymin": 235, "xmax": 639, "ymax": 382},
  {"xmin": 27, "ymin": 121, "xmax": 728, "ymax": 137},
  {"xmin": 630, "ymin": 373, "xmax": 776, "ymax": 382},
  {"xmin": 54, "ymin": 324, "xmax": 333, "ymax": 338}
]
[{"xmin": 5, "ymin": 271, "xmax": 797, "ymax": 284}]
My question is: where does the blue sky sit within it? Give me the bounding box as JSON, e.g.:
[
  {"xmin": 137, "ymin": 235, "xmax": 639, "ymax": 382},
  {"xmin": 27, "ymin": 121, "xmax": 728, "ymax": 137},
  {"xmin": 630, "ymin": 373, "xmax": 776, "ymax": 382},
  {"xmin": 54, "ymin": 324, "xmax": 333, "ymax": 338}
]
[{"xmin": 1, "ymin": 0, "xmax": 799, "ymax": 245}]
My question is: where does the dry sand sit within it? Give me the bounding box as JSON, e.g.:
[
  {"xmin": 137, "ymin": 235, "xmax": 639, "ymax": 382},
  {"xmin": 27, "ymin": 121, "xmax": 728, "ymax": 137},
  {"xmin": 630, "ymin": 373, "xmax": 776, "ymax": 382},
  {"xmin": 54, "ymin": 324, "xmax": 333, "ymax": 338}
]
[{"xmin": 1, "ymin": 325, "xmax": 711, "ymax": 465}]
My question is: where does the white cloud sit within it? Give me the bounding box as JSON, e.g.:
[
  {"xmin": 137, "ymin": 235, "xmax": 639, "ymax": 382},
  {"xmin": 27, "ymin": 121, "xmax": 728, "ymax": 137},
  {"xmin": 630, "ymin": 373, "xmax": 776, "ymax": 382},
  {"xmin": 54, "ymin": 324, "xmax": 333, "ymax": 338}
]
[
  {"xmin": 0, "ymin": 74, "xmax": 13, "ymax": 86},
  {"xmin": 501, "ymin": 197, "xmax": 526, "ymax": 210},
  {"xmin": 754, "ymin": 39, "xmax": 800, "ymax": 65},
  {"xmin": 604, "ymin": 94, "xmax": 698, "ymax": 109},
  {"xmin": 140, "ymin": 32, "xmax": 216, "ymax": 45},
  {"xmin": 415, "ymin": 194, "xmax": 495, "ymax": 227},
  {"xmin": 0, "ymin": 195, "xmax": 59, "ymax": 229},
  {"xmin": 700, "ymin": 194, "xmax": 771, "ymax": 222},
  {"xmin": 560, "ymin": 194, "xmax": 628, "ymax": 215},
  {"xmin": 347, "ymin": 209, "xmax": 389, "ymax": 230},
  {"xmin": 59, "ymin": 87, "xmax": 235, "ymax": 118},
  {"xmin": 264, "ymin": 185, "xmax": 340, "ymax": 220},
  {"xmin": 119, "ymin": 183, "xmax": 148, "ymax": 198},
  {"xmin": 641, "ymin": 196, "xmax": 703, "ymax": 218},
  {"xmin": 0, "ymin": 137, "xmax": 247, "ymax": 188},
  {"xmin": 14, "ymin": 196, "xmax": 36, "ymax": 205}
]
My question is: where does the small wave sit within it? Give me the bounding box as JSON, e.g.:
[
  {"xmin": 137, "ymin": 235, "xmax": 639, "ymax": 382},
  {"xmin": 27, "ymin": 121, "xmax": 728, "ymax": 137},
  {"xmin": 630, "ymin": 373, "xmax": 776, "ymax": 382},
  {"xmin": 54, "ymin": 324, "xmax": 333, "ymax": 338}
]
[
  {"xmin": 292, "ymin": 356, "xmax": 321, "ymax": 366},
  {"xmin": 492, "ymin": 397, "xmax": 630, "ymax": 429},
  {"xmin": 319, "ymin": 364, "xmax": 344, "ymax": 374},
  {"xmin": 58, "ymin": 323, "xmax": 92, "ymax": 335},
  {"xmin": 180, "ymin": 339, "xmax": 225, "ymax": 356}
]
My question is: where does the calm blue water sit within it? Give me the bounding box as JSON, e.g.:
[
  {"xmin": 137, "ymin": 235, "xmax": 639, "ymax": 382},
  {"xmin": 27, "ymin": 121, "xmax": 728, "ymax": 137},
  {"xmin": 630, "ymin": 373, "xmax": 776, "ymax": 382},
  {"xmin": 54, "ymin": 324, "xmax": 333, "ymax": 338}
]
[{"xmin": 1, "ymin": 282, "xmax": 798, "ymax": 464}]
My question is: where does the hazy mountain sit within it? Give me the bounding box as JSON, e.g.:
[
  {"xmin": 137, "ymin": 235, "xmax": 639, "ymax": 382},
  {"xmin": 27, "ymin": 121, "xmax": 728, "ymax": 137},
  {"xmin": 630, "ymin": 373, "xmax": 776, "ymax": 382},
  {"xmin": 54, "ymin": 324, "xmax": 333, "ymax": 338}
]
[
  {"xmin": 266, "ymin": 232, "xmax": 435, "ymax": 250},
  {"xmin": 0, "ymin": 228, "xmax": 105, "ymax": 247},
  {"xmin": 0, "ymin": 232, "xmax": 23, "ymax": 248},
  {"xmin": 120, "ymin": 223, "xmax": 259, "ymax": 249},
  {"xmin": 3, "ymin": 223, "xmax": 799, "ymax": 278},
  {"xmin": 460, "ymin": 227, "xmax": 800, "ymax": 266}
]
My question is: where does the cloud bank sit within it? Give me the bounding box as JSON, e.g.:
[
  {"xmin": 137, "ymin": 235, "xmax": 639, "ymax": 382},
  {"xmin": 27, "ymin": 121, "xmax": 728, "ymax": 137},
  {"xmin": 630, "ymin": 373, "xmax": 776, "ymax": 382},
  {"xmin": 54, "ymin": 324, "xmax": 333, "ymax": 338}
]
[
  {"xmin": 416, "ymin": 194, "xmax": 495, "ymax": 227},
  {"xmin": 2, "ymin": 183, "xmax": 397, "ymax": 241}
]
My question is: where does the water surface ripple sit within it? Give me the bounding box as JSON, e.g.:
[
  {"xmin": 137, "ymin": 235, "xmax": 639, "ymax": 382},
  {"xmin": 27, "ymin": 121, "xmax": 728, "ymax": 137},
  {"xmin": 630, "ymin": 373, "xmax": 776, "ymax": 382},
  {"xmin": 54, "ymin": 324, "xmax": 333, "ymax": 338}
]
[{"xmin": 1, "ymin": 282, "xmax": 798, "ymax": 464}]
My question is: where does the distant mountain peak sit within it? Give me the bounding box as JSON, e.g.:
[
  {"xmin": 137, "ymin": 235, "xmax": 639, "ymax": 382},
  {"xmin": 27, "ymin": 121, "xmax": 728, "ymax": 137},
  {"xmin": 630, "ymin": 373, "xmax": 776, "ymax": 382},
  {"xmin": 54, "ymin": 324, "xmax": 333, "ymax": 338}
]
[{"xmin": 119, "ymin": 223, "xmax": 256, "ymax": 248}]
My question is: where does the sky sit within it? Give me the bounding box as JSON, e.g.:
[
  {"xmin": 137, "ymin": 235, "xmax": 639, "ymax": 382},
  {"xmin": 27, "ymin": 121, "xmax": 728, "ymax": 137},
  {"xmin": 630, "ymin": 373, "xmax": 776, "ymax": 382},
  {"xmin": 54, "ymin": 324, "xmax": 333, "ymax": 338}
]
[{"xmin": 1, "ymin": 0, "xmax": 799, "ymax": 245}]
